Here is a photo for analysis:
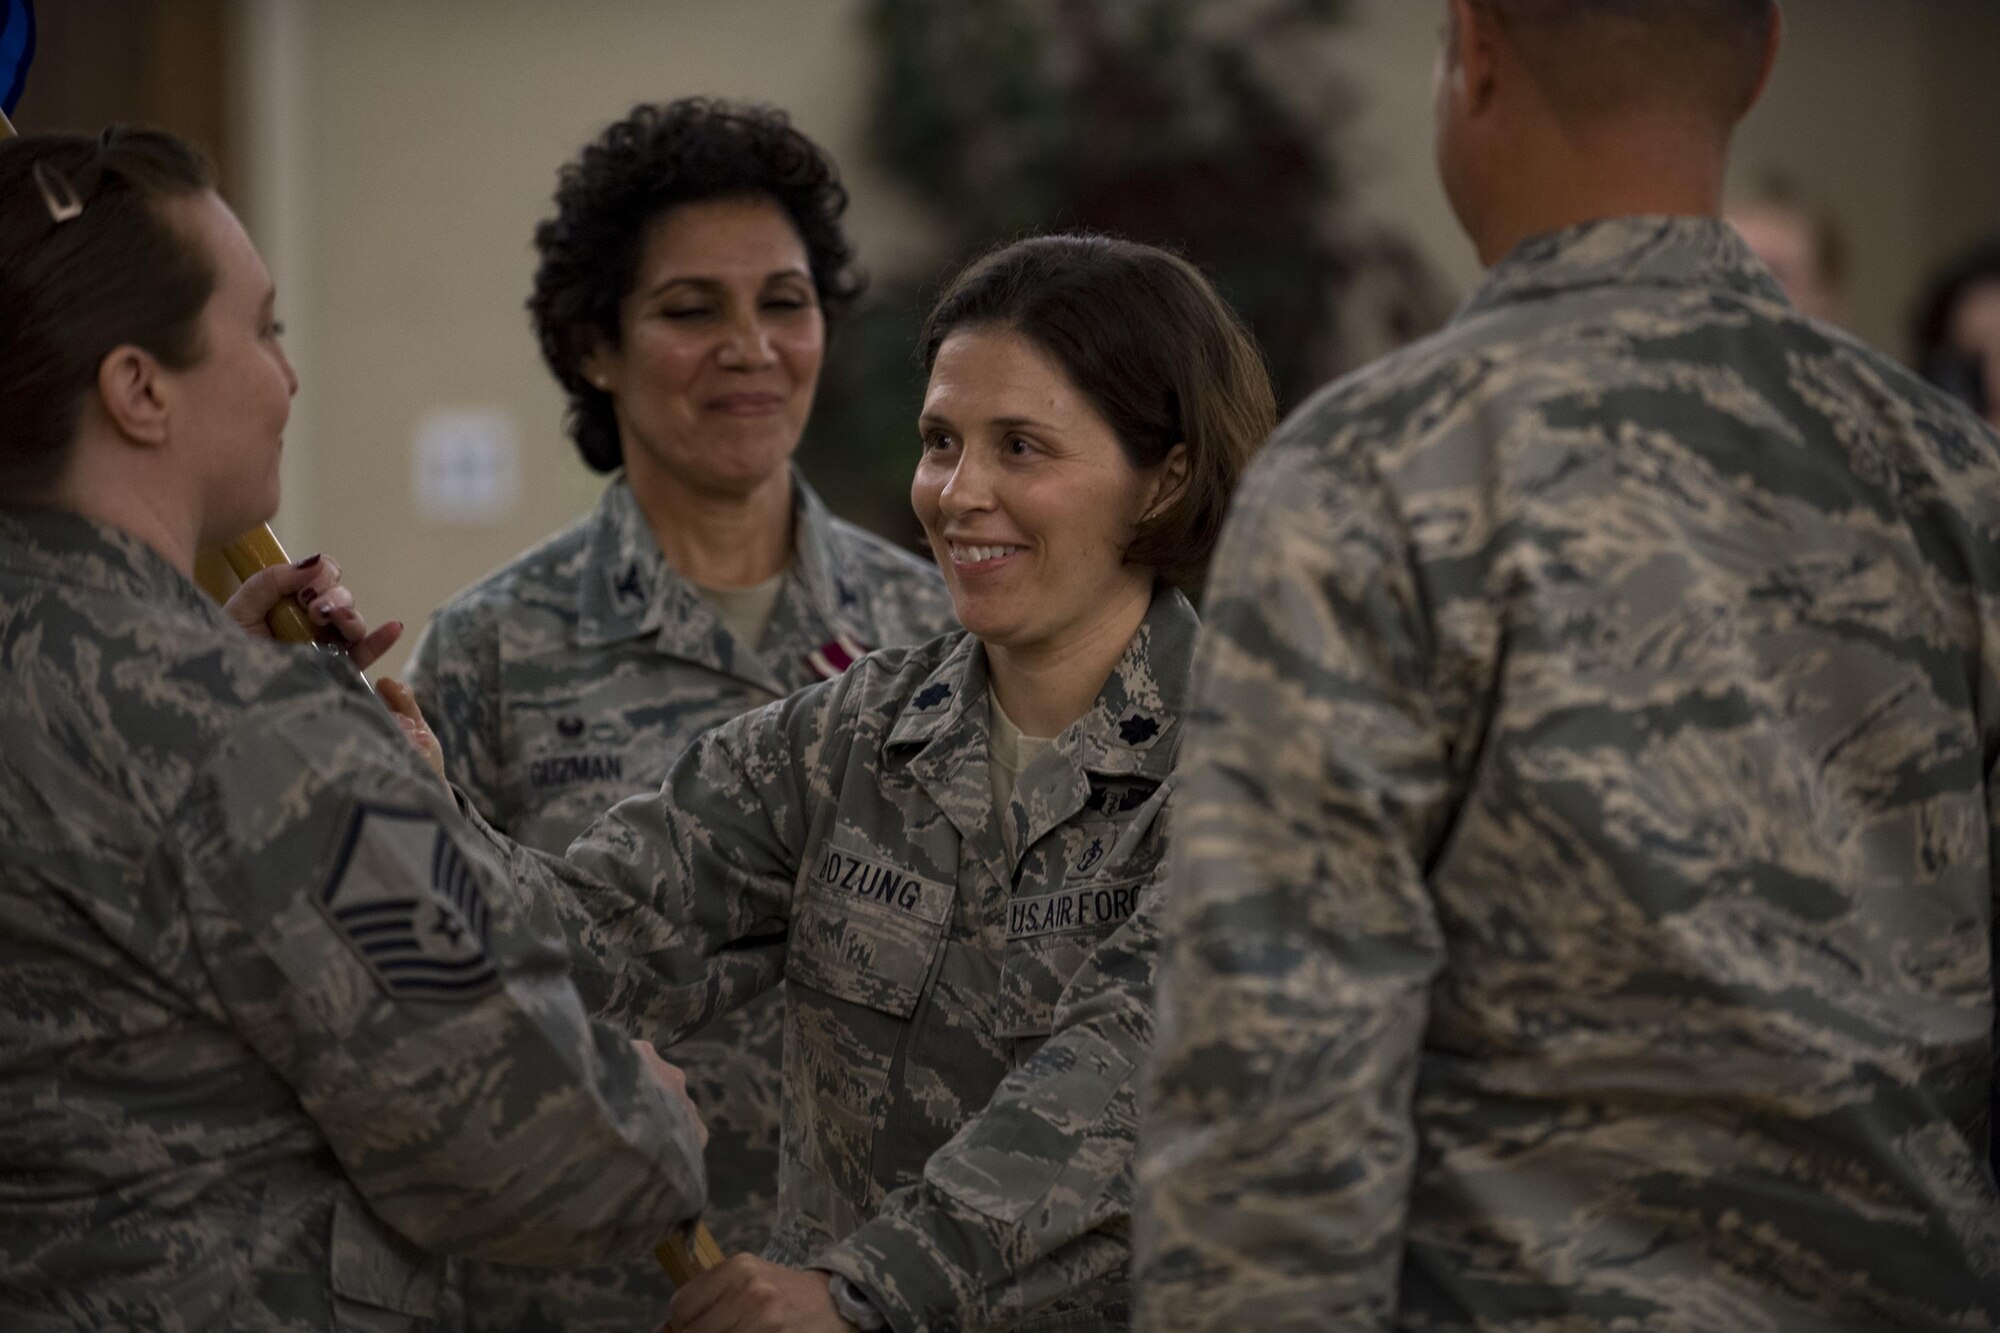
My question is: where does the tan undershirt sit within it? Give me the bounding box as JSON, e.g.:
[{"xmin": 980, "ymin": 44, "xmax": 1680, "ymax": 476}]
[
  {"xmin": 988, "ymin": 688, "xmax": 1058, "ymax": 812},
  {"xmin": 696, "ymin": 571, "xmax": 787, "ymax": 653}
]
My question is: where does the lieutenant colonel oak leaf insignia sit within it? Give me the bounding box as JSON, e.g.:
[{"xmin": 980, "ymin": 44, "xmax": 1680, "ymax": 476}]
[
  {"xmin": 913, "ymin": 683, "xmax": 952, "ymax": 710},
  {"xmin": 1118, "ymin": 714, "xmax": 1161, "ymax": 745},
  {"xmin": 316, "ymin": 803, "xmax": 498, "ymax": 1001}
]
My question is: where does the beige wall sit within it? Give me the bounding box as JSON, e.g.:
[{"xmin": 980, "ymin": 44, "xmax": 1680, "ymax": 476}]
[
  {"xmin": 244, "ymin": 0, "xmax": 2000, "ymax": 678},
  {"xmin": 1337, "ymin": 0, "xmax": 1969, "ymax": 356}
]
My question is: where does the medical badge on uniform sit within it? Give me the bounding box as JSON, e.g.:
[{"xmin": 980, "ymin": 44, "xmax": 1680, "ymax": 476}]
[
  {"xmin": 317, "ymin": 803, "xmax": 498, "ymax": 1001},
  {"xmin": 807, "ymin": 631, "xmax": 871, "ymax": 681}
]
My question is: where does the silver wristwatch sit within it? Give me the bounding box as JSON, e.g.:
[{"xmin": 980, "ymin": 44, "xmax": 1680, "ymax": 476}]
[{"xmin": 827, "ymin": 1272, "xmax": 889, "ymax": 1331}]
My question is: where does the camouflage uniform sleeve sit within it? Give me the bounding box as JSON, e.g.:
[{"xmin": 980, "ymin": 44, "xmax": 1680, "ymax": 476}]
[
  {"xmin": 1134, "ymin": 440, "xmax": 1461, "ymax": 1331},
  {"xmin": 1991, "ymin": 753, "xmax": 2000, "ymax": 1163},
  {"xmin": 813, "ymin": 842, "xmax": 1168, "ymax": 1333},
  {"xmin": 408, "ymin": 596, "xmax": 505, "ymax": 825},
  {"xmin": 522, "ymin": 668, "xmax": 861, "ymax": 1039},
  {"xmin": 171, "ymin": 664, "xmax": 707, "ymax": 1267}
]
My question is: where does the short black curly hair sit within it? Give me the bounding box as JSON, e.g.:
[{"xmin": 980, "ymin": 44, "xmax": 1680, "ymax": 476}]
[{"xmin": 530, "ymin": 99, "xmax": 865, "ymax": 473}]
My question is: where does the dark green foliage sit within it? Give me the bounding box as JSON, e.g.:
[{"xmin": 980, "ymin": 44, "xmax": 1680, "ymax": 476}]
[{"xmin": 801, "ymin": 0, "xmax": 1356, "ymax": 548}]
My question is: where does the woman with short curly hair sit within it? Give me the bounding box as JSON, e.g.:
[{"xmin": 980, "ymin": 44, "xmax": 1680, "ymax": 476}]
[
  {"xmin": 529, "ymin": 98, "xmax": 868, "ymax": 475},
  {"xmin": 408, "ymin": 99, "xmax": 956, "ymax": 1333}
]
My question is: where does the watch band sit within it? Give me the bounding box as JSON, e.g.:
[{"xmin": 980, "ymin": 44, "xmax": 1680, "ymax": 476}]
[{"xmin": 827, "ymin": 1272, "xmax": 890, "ymax": 1331}]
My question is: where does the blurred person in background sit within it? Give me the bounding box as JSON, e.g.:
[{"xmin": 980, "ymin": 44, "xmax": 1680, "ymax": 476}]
[
  {"xmin": 0, "ymin": 126, "xmax": 708, "ymax": 1331},
  {"xmin": 1912, "ymin": 238, "xmax": 2000, "ymax": 434},
  {"xmin": 493, "ymin": 233, "xmax": 1271, "ymax": 1333},
  {"xmin": 408, "ymin": 99, "xmax": 955, "ymax": 1333},
  {"xmin": 1138, "ymin": 0, "xmax": 2000, "ymax": 1327},
  {"xmin": 1726, "ymin": 172, "xmax": 1848, "ymax": 324}
]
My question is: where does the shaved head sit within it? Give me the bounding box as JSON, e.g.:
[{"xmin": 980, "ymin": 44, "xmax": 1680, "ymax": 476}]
[{"xmin": 1463, "ymin": 0, "xmax": 1778, "ymax": 129}]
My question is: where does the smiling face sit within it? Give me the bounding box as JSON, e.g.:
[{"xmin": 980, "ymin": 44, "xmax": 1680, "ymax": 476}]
[
  {"xmin": 584, "ymin": 194, "xmax": 824, "ymax": 500},
  {"xmin": 165, "ymin": 191, "xmax": 298, "ymax": 546},
  {"xmin": 912, "ymin": 325, "xmax": 1172, "ymax": 658}
]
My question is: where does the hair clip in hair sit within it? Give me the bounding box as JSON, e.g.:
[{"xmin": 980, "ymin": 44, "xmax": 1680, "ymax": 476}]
[{"xmin": 31, "ymin": 159, "xmax": 82, "ymax": 224}]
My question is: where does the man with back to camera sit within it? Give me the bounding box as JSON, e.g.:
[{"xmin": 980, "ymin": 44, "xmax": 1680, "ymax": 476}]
[{"xmin": 1137, "ymin": 1, "xmax": 2000, "ymax": 1329}]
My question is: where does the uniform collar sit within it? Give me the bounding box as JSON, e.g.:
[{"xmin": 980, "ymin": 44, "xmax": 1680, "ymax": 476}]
[
  {"xmin": 1460, "ymin": 216, "xmax": 1788, "ymax": 322},
  {"xmin": 886, "ymin": 585, "xmax": 1197, "ymax": 784},
  {"xmin": 574, "ymin": 475, "xmax": 665, "ymax": 649},
  {"xmin": 573, "ymin": 469, "xmax": 870, "ymax": 668},
  {"xmin": 0, "ymin": 506, "xmax": 228, "ymax": 627},
  {"xmin": 789, "ymin": 481, "xmax": 873, "ymax": 646}
]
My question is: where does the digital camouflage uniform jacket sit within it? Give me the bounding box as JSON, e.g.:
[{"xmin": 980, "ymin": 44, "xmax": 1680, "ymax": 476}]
[
  {"xmin": 0, "ymin": 509, "xmax": 706, "ymax": 1332},
  {"xmin": 500, "ymin": 587, "xmax": 1198, "ymax": 1333},
  {"xmin": 409, "ymin": 471, "xmax": 953, "ymax": 1330},
  {"xmin": 1136, "ymin": 217, "xmax": 2000, "ymax": 1331}
]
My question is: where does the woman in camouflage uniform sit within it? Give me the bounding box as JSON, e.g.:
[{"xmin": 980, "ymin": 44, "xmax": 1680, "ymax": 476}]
[
  {"xmin": 505, "ymin": 234, "xmax": 1276, "ymax": 1333},
  {"xmin": 408, "ymin": 100, "xmax": 956, "ymax": 1333},
  {"xmin": 0, "ymin": 128, "xmax": 708, "ymax": 1331}
]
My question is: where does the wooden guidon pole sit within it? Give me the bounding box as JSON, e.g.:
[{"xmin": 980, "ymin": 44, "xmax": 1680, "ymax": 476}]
[
  {"xmin": 654, "ymin": 1218, "xmax": 727, "ymax": 1286},
  {"xmin": 213, "ymin": 524, "xmax": 319, "ymax": 644}
]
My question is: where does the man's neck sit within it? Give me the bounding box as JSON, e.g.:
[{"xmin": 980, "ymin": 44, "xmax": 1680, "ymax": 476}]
[
  {"xmin": 628, "ymin": 462, "xmax": 795, "ymax": 590},
  {"xmin": 1472, "ymin": 120, "xmax": 1728, "ymax": 267},
  {"xmin": 986, "ymin": 580, "xmax": 1153, "ymax": 740}
]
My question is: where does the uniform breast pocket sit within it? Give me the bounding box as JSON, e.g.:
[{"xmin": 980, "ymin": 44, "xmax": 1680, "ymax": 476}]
[
  {"xmin": 997, "ymin": 874, "xmax": 1148, "ymax": 1042},
  {"xmin": 782, "ymin": 849, "xmax": 950, "ymax": 1206},
  {"xmin": 784, "ymin": 866, "xmax": 945, "ymax": 1017}
]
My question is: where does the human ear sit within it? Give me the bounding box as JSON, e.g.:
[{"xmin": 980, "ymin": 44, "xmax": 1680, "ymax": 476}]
[
  {"xmin": 1142, "ymin": 443, "xmax": 1192, "ymax": 524},
  {"xmin": 577, "ymin": 332, "xmax": 619, "ymax": 394},
  {"xmin": 1743, "ymin": 5, "xmax": 1784, "ymax": 118},
  {"xmin": 1446, "ymin": 0, "xmax": 1499, "ymax": 116},
  {"xmin": 94, "ymin": 345, "xmax": 171, "ymax": 448}
]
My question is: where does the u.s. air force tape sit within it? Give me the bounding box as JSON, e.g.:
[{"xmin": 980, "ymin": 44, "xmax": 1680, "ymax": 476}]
[
  {"xmin": 1008, "ymin": 879, "xmax": 1144, "ymax": 939},
  {"xmin": 316, "ymin": 803, "xmax": 498, "ymax": 1000}
]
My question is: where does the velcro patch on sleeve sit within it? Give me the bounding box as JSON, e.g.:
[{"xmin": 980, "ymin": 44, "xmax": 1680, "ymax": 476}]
[{"xmin": 316, "ymin": 803, "xmax": 499, "ymax": 1001}]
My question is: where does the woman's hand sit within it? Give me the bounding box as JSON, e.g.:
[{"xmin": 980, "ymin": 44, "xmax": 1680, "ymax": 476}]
[
  {"xmin": 632, "ymin": 1039, "xmax": 709, "ymax": 1149},
  {"xmin": 223, "ymin": 553, "xmax": 404, "ymax": 670},
  {"xmin": 374, "ymin": 678, "xmax": 446, "ymax": 784},
  {"xmin": 665, "ymin": 1256, "xmax": 857, "ymax": 1333}
]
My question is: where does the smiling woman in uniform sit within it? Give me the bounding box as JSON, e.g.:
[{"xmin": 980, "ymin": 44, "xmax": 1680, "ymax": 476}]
[{"xmin": 493, "ymin": 233, "xmax": 1275, "ymax": 1333}]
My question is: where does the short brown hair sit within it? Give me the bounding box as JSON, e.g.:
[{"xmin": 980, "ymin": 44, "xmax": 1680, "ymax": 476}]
[
  {"xmin": 920, "ymin": 234, "xmax": 1275, "ymax": 585},
  {"xmin": 1471, "ymin": 0, "xmax": 1777, "ymax": 127},
  {"xmin": 0, "ymin": 128, "xmax": 216, "ymax": 495}
]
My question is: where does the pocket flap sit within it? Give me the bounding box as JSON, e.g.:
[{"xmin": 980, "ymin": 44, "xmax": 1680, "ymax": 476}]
[{"xmin": 785, "ymin": 869, "xmax": 944, "ymax": 1018}]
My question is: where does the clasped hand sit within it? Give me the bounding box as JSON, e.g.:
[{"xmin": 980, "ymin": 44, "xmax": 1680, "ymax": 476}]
[
  {"xmin": 222, "ymin": 552, "xmax": 403, "ymax": 668},
  {"xmin": 662, "ymin": 1255, "xmax": 857, "ymax": 1333}
]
